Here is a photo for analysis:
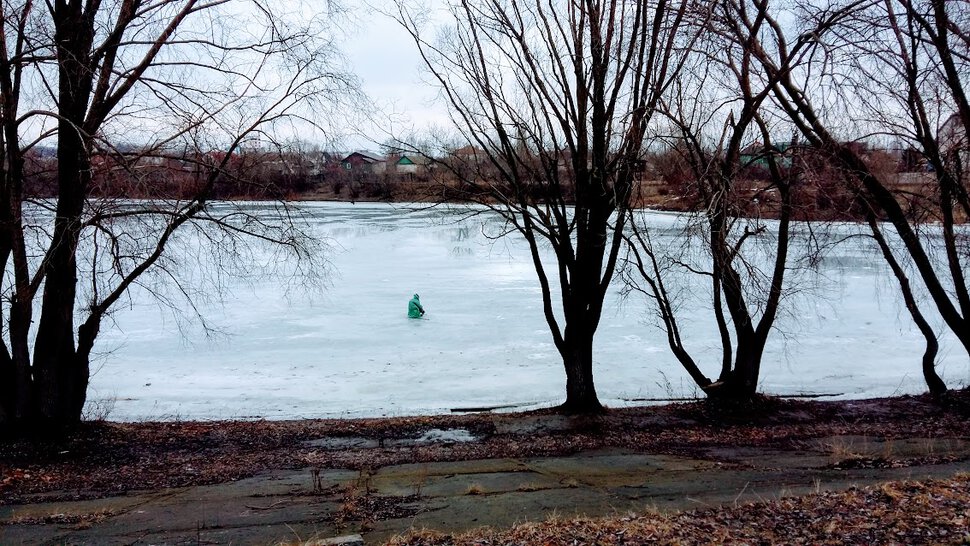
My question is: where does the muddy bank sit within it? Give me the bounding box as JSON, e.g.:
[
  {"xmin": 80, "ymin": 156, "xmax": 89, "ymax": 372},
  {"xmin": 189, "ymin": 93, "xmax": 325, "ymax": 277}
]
[{"xmin": 2, "ymin": 394, "xmax": 969, "ymax": 544}]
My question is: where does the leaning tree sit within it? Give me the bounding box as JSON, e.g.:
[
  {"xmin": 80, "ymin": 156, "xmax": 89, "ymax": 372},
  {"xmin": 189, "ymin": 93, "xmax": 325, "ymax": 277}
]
[
  {"xmin": 721, "ymin": 0, "xmax": 966, "ymax": 395},
  {"xmin": 394, "ymin": 0, "xmax": 695, "ymax": 412},
  {"xmin": 622, "ymin": 5, "xmax": 808, "ymax": 399},
  {"xmin": 0, "ymin": 0, "xmax": 357, "ymax": 432}
]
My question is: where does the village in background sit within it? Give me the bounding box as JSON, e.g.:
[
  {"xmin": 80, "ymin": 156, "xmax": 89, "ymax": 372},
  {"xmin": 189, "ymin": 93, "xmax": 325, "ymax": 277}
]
[{"xmin": 24, "ymin": 112, "xmax": 966, "ymax": 224}]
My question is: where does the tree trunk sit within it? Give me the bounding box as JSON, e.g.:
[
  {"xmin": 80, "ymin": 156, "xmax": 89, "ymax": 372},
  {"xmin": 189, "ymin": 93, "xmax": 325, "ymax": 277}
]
[
  {"xmin": 0, "ymin": 344, "xmax": 12, "ymax": 427},
  {"xmin": 31, "ymin": 1, "xmax": 97, "ymax": 427},
  {"xmin": 921, "ymin": 334, "xmax": 946, "ymax": 397},
  {"xmin": 8, "ymin": 303, "xmax": 32, "ymax": 423},
  {"xmin": 0, "ymin": 172, "xmax": 12, "ymax": 426},
  {"xmin": 839, "ymin": 148, "xmax": 970, "ymax": 354},
  {"xmin": 712, "ymin": 271, "xmax": 733, "ymax": 382},
  {"xmin": 866, "ymin": 211, "xmax": 947, "ymax": 396},
  {"xmin": 705, "ymin": 336, "xmax": 765, "ymax": 400},
  {"xmin": 559, "ymin": 335, "xmax": 604, "ymax": 414},
  {"xmin": 706, "ymin": 182, "xmax": 762, "ymax": 400},
  {"xmin": 729, "ymin": 338, "xmax": 764, "ymax": 398},
  {"xmin": 5, "ymin": 183, "xmax": 35, "ymax": 428},
  {"xmin": 559, "ymin": 344, "xmax": 603, "ymax": 414},
  {"xmin": 32, "ymin": 144, "xmax": 89, "ymax": 425}
]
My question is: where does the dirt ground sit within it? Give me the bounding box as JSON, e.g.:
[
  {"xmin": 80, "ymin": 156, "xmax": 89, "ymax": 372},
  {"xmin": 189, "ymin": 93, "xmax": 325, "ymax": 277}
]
[{"xmin": 2, "ymin": 393, "xmax": 970, "ymax": 544}]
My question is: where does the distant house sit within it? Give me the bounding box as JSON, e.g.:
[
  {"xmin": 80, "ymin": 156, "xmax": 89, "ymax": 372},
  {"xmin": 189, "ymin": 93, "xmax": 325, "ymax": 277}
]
[
  {"xmin": 740, "ymin": 141, "xmax": 792, "ymax": 168},
  {"xmin": 552, "ymin": 149, "xmax": 595, "ymax": 173},
  {"xmin": 898, "ymin": 146, "xmax": 925, "ymax": 172},
  {"xmin": 940, "ymin": 113, "xmax": 966, "ymax": 149},
  {"xmin": 396, "ymin": 154, "xmax": 430, "ymax": 174},
  {"xmin": 940, "ymin": 113, "xmax": 967, "ymax": 171},
  {"xmin": 340, "ymin": 151, "xmax": 386, "ymax": 173},
  {"xmin": 451, "ymin": 145, "xmax": 487, "ymax": 163}
]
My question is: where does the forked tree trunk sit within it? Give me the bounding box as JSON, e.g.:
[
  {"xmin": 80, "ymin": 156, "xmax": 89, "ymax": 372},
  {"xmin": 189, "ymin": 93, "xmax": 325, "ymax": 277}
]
[
  {"xmin": 711, "ymin": 336, "xmax": 766, "ymax": 399},
  {"xmin": 702, "ymin": 327, "xmax": 766, "ymax": 400},
  {"xmin": 701, "ymin": 139, "xmax": 790, "ymax": 402},
  {"xmin": 706, "ymin": 200, "xmax": 763, "ymax": 400}
]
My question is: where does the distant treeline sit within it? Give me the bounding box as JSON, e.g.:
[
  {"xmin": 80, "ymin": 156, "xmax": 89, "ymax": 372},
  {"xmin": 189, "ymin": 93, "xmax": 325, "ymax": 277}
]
[{"xmin": 22, "ymin": 144, "xmax": 935, "ymax": 220}]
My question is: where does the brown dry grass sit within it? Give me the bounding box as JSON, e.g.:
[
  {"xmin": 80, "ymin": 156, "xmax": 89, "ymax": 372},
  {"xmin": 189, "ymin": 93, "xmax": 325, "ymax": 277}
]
[
  {"xmin": 2, "ymin": 393, "xmax": 969, "ymax": 507},
  {"xmin": 388, "ymin": 475, "xmax": 970, "ymax": 545}
]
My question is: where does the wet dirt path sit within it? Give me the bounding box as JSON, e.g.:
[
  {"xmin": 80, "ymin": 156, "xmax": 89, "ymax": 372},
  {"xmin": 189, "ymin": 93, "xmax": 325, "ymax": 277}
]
[{"xmin": 2, "ymin": 431, "xmax": 969, "ymax": 545}]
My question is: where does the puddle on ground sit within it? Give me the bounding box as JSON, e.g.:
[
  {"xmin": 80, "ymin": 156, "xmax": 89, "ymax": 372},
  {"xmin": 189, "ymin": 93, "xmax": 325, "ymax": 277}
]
[{"xmin": 304, "ymin": 428, "xmax": 481, "ymax": 450}]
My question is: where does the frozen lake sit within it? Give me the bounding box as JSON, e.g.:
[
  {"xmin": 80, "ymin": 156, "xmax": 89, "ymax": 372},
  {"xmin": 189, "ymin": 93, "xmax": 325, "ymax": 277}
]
[{"xmin": 87, "ymin": 201, "xmax": 970, "ymax": 421}]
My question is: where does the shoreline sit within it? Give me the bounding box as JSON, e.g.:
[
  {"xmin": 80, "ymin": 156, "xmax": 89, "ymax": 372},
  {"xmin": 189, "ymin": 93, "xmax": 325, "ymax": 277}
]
[
  {"xmin": 3, "ymin": 392, "xmax": 969, "ymax": 543},
  {"xmin": 5, "ymin": 392, "xmax": 968, "ymax": 496}
]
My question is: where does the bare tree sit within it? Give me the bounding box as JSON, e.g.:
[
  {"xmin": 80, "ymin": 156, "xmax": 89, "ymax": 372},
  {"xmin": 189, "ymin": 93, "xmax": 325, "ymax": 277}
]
[
  {"xmin": 621, "ymin": 7, "xmax": 807, "ymax": 399},
  {"xmin": 718, "ymin": 0, "xmax": 964, "ymax": 395},
  {"xmin": 0, "ymin": 0, "xmax": 357, "ymax": 432},
  {"xmin": 394, "ymin": 0, "xmax": 694, "ymax": 412}
]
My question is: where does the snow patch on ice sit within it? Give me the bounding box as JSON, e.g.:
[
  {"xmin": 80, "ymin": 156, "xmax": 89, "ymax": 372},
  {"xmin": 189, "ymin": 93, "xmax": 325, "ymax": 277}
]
[{"xmin": 415, "ymin": 428, "xmax": 479, "ymax": 444}]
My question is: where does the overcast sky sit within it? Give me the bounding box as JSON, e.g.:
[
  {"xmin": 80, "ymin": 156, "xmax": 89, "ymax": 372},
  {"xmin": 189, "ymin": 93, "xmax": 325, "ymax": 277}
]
[{"xmin": 342, "ymin": 3, "xmax": 451, "ymax": 151}]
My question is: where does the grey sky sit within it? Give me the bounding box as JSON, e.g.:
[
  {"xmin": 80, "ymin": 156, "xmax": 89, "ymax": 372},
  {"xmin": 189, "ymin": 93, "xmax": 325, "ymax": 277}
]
[{"xmin": 343, "ymin": 3, "xmax": 450, "ymax": 150}]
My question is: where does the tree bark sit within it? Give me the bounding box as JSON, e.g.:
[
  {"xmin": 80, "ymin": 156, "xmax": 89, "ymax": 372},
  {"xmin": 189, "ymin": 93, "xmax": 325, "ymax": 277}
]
[
  {"xmin": 0, "ymin": 343, "xmax": 12, "ymax": 426},
  {"xmin": 31, "ymin": 0, "xmax": 97, "ymax": 426},
  {"xmin": 559, "ymin": 333, "xmax": 604, "ymax": 413}
]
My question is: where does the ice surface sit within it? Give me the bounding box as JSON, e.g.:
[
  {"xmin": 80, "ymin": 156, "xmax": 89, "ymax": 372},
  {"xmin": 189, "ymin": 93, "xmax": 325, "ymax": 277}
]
[{"xmin": 85, "ymin": 202, "xmax": 970, "ymax": 421}]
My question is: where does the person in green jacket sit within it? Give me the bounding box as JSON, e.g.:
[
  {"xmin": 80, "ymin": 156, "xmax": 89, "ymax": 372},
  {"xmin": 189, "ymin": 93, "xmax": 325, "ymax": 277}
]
[{"xmin": 408, "ymin": 293, "xmax": 425, "ymax": 318}]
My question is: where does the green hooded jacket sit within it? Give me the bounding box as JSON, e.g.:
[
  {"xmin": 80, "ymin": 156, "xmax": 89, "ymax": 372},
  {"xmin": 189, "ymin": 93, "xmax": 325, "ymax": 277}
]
[{"xmin": 408, "ymin": 294, "xmax": 425, "ymax": 318}]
